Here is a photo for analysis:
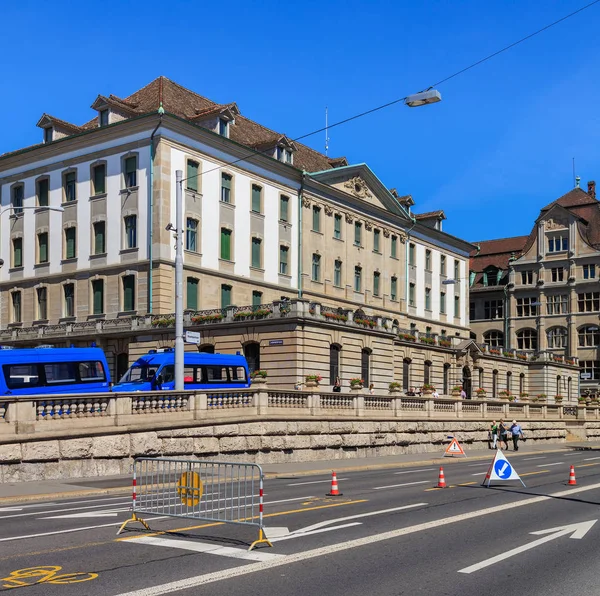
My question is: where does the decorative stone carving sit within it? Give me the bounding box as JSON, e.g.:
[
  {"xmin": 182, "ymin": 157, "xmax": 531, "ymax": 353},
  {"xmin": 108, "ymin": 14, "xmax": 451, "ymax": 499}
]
[
  {"xmin": 344, "ymin": 213, "xmax": 354, "ymax": 224},
  {"xmin": 383, "ymin": 228, "xmax": 391, "ymax": 238},
  {"xmin": 398, "ymin": 232, "xmax": 407, "ymax": 244},
  {"xmin": 324, "ymin": 205, "xmax": 333, "ymax": 216},
  {"xmin": 344, "ymin": 177, "xmax": 372, "ymax": 199},
  {"xmin": 302, "ymin": 198, "xmax": 311, "ymax": 208},
  {"xmin": 364, "ymin": 221, "xmax": 373, "ymax": 231},
  {"xmin": 545, "ymin": 217, "xmax": 568, "ymax": 230}
]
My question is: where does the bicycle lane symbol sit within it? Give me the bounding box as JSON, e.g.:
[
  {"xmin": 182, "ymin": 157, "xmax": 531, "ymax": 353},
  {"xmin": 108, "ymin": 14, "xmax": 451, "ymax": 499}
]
[
  {"xmin": 494, "ymin": 460, "xmax": 513, "ymax": 479},
  {"xmin": 2, "ymin": 566, "xmax": 99, "ymax": 589}
]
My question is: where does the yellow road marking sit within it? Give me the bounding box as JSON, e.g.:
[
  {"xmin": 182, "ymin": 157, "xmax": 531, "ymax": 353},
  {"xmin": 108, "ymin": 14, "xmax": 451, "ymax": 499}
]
[
  {"xmin": 0, "ymin": 541, "xmax": 110, "ymax": 563},
  {"xmin": 2, "ymin": 566, "xmax": 98, "ymax": 588},
  {"xmin": 577, "ymin": 462, "xmax": 600, "ymax": 468},
  {"xmin": 457, "ymin": 482, "xmax": 477, "ymax": 486},
  {"xmin": 521, "ymin": 470, "xmax": 549, "ymax": 476}
]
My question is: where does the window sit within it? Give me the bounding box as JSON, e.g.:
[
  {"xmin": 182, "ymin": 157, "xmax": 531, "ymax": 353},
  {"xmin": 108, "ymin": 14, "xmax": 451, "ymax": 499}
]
[
  {"xmin": 92, "ymin": 164, "xmax": 106, "ymax": 196},
  {"xmin": 402, "ymin": 358, "xmax": 411, "ymax": 392},
  {"xmin": 252, "ymin": 291, "xmax": 262, "ymax": 307},
  {"xmin": 484, "ymin": 330, "xmax": 504, "ymax": 348},
  {"xmin": 578, "ymin": 292, "xmax": 600, "ymax": 313},
  {"xmin": 186, "ymin": 218, "xmax": 198, "ymax": 252},
  {"xmin": 492, "ymin": 370, "xmax": 498, "ymax": 398},
  {"xmin": 220, "ymin": 228, "xmax": 232, "ymax": 260},
  {"xmin": 186, "ymin": 160, "xmax": 199, "ymax": 192},
  {"xmin": 391, "ymin": 235, "xmax": 398, "ymax": 258},
  {"xmin": 444, "ymin": 364, "xmax": 450, "ymax": 395},
  {"xmin": 38, "ymin": 232, "xmax": 49, "ymax": 263},
  {"xmin": 547, "ymin": 235, "xmax": 568, "ymax": 253},
  {"xmin": 221, "ymin": 284, "xmax": 232, "ymax": 308},
  {"xmin": 517, "ymin": 329, "xmax": 537, "ymax": 350},
  {"xmin": 581, "ymin": 361, "xmax": 600, "ymax": 381},
  {"xmin": 454, "ymin": 295, "xmax": 460, "ymax": 317},
  {"xmin": 64, "ymin": 172, "xmax": 76, "ymax": 202},
  {"xmin": 251, "ymin": 184, "xmax": 262, "ymax": 213},
  {"xmin": 37, "ymin": 287, "xmax": 48, "ymax": 320},
  {"xmin": 44, "ymin": 127, "xmax": 53, "ymax": 142},
  {"xmin": 520, "ymin": 373, "xmax": 525, "ymax": 396},
  {"xmin": 521, "ymin": 270, "xmax": 533, "ymax": 284},
  {"xmin": 219, "ymin": 118, "xmax": 229, "ymax": 137},
  {"xmin": 199, "ymin": 345, "xmax": 215, "ymax": 354},
  {"xmin": 93, "ymin": 221, "xmax": 106, "ymax": 255},
  {"xmin": 484, "ymin": 300, "xmax": 503, "ymax": 319},
  {"xmin": 483, "ymin": 267, "xmax": 503, "ymax": 286},
  {"xmin": 12, "ymin": 184, "xmax": 24, "ymax": 214},
  {"xmin": 373, "ymin": 229, "xmax": 381, "ymax": 253},
  {"xmin": 354, "ymin": 266, "xmax": 362, "ymax": 292},
  {"xmin": 186, "ymin": 278, "xmax": 199, "ymax": 310},
  {"xmin": 409, "ymin": 283, "xmax": 416, "ymax": 307},
  {"xmin": 244, "ymin": 342, "xmax": 260, "ymax": 374},
  {"xmin": 311, "ymin": 253, "xmax": 321, "ymax": 281},
  {"xmin": 329, "ymin": 344, "xmax": 341, "ymax": 385},
  {"xmin": 99, "ymin": 109, "xmax": 109, "ymax": 127},
  {"xmin": 547, "ymin": 327, "xmax": 567, "ymax": 349},
  {"xmin": 122, "ymin": 275, "xmax": 135, "ymax": 311},
  {"xmin": 279, "ymin": 245, "xmax": 289, "ymax": 275},
  {"xmin": 124, "ymin": 215, "xmax": 137, "ymax": 249},
  {"xmin": 516, "ymin": 297, "xmax": 538, "ymax": 317},
  {"xmin": 424, "ymin": 361, "xmax": 431, "ymax": 386},
  {"xmin": 12, "ymin": 238, "xmax": 22, "ymax": 268},
  {"xmin": 37, "ymin": 178, "xmax": 49, "ymax": 206},
  {"xmin": 440, "ymin": 291, "xmax": 446, "ymax": 313},
  {"xmin": 334, "ymin": 214, "xmax": 342, "ymax": 239},
  {"xmin": 440, "ymin": 255, "xmax": 446, "ymax": 275},
  {"xmin": 408, "ymin": 243, "xmax": 415, "ymax": 266},
  {"xmin": 334, "ymin": 260, "xmax": 342, "ymax": 287},
  {"xmin": 583, "ymin": 264, "xmax": 596, "ymax": 279},
  {"xmin": 547, "ymin": 294, "xmax": 568, "ymax": 314},
  {"xmin": 251, "ymin": 237, "xmax": 262, "ymax": 269},
  {"xmin": 361, "ymin": 349, "xmax": 370, "ymax": 387},
  {"xmin": 425, "ymin": 250, "xmax": 431, "ymax": 271},
  {"xmin": 579, "ymin": 326, "xmax": 600, "ymax": 347},
  {"xmin": 507, "ymin": 372, "xmax": 512, "ymax": 393},
  {"xmin": 391, "ymin": 276, "xmax": 398, "ymax": 301},
  {"xmin": 221, "ymin": 173, "xmax": 232, "ymax": 203},
  {"xmin": 373, "ymin": 271, "xmax": 380, "ymax": 296},
  {"xmin": 65, "ymin": 227, "xmax": 77, "ymax": 259},
  {"xmin": 63, "ymin": 284, "xmax": 75, "ymax": 317},
  {"xmin": 425, "ymin": 287, "xmax": 431, "ymax": 310},
  {"xmin": 469, "ymin": 301, "xmax": 476, "ymax": 320},
  {"xmin": 124, "ymin": 156, "xmax": 137, "ymax": 188},
  {"xmin": 92, "ymin": 279, "xmax": 104, "ymax": 315},
  {"xmin": 354, "ymin": 222, "xmax": 362, "ymax": 246},
  {"xmin": 454, "ymin": 260, "xmax": 460, "ymax": 280},
  {"xmin": 551, "ymin": 267, "xmax": 564, "ymax": 282},
  {"xmin": 11, "ymin": 291, "xmax": 21, "ymax": 323},
  {"xmin": 280, "ymin": 195, "xmax": 289, "ymax": 222},
  {"xmin": 312, "ymin": 206, "xmax": 321, "ymax": 232}
]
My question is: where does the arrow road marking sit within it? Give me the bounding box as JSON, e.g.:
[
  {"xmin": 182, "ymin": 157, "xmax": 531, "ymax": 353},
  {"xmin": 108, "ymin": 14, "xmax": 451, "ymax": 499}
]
[{"xmin": 458, "ymin": 520, "xmax": 597, "ymax": 574}]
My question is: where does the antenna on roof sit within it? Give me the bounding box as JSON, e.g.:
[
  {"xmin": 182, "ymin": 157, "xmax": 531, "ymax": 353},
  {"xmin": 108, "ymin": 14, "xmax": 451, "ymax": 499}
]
[
  {"xmin": 325, "ymin": 107, "xmax": 330, "ymax": 156},
  {"xmin": 572, "ymin": 157, "xmax": 576, "ymax": 187}
]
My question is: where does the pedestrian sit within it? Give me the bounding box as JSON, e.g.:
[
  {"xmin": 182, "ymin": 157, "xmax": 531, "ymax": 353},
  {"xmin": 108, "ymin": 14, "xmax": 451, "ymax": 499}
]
[
  {"xmin": 510, "ymin": 420, "xmax": 524, "ymax": 451},
  {"xmin": 498, "ymin": 419, "xmax": 509, "ymax": 450},
  {"xmin": 489, "ymin": 420, "xmax": 499, "ymax": 449},
  {"xmin": 406, "ymin": 386, "xmax": 416, "ymax": 397},
  {"xmin": 431, "ymin": 388, "xmax": 439, "ymax": 399},
  {"xmin": 460, "ymin": 387, "xmax": 467, "ymax": 400},
  {"xmin": 333, "ymin": 376, "xmax": 341, "ymax": 392},
  {"xmin": 368, "ymin": 383, "xmax": 375, "ymax": 395}
]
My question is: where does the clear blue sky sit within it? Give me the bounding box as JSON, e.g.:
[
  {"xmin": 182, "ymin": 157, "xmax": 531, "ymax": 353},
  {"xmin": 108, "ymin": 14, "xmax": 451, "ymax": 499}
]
[{"xmin": 1, "ymin": 0, "xmax": 599, "ymax": 242}]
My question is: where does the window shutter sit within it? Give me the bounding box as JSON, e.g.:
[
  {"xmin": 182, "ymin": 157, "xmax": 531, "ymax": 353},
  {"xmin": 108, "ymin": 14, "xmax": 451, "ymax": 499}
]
[
  {"xmin": 187, "ymin": 161, "xmax": 199, "ymax": 192},
  {"xmin": 221, "ymin": 229, "xmax": 231, "ymax": 261},
  {"xmin": 187, "ymin": 278, "xmax": 198, "ymax": 310}
]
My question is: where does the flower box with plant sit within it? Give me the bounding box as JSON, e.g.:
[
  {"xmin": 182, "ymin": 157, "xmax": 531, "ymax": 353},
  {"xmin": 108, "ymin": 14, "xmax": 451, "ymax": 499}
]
[
  {"xmin": 499, "ymin": 390, "xmax": 511, "ymax": 399},
  {"xmin": 508, "ymin": 395, "xmax": 516, "ymax": 401},
  {"xmin": 305, "ymin": 374, "xmax": 323, "ymax": 384},
  {"xmin": 354, "ymin": 317, "xmax": 377, "ymax": 328},
  {"xmin": 439, "ymin": 339, "xmax": 452, "ymax": 348},
  {"xmin": 520, "ymin": 392, "xmax": 529, "ymax": 399},
  {"xmin": 578, "ymin": 396, "xmax": 587, "ymax": 403},
  {"xmin": 401, "ymin": 333, "xmax": 417, "ymax": 342},
  {"xmin": 552, "ymin": 355, "xmax": 564, "ymax": 363},
  {"xmin": 152, "ymin": 317, "xmax": 175, "ymax": 328},
  {"xmin": 389, "ymin": 381, "xmax": 401, "ymax": 392},
  {"xmin": 349, "ymin": 378, "xmax": 364, "ymax": 387},
  {"xmin": 323, "ymin": 312, "xmax": 348, "ymax": 322},
  {"xmin": 191, "ymin": 313, "xmax": 224, "ymax": 323},
  {"xmin": 419, "ymin": 337, "xmax": 436, "ymax": 345},
  {"xmin": 475, "ymin": 388, "xmax": 486, "ymax": 396},
  {"xmin": 566, "ymin": 359, "xmax": 576, "ymax": 366},
  {"xmin": 503, "ymin": 351, "xmax": 513, "ymax": 358},
  {"xmin": 517, "ymin": 353, "xmax": 528, "ymax": 361},
  {"xmin": 251, "ymin": 370, "xmax": 268, "ymax": 381},
  {"xmin": 536, "ymin": 393, "xmax": 547, "ymax": 401},
  {"xmin": 452, "ymin": 386, "xmax": 463, "ymax": 392},
  {"xmin": 554, "ymin": 394, "xmax": 563, "ymax": 402},
  {"xmin": 233, "ymin": 309, "xmax": 272, "ymax": 320},
  {"xmin": 422, "ymin": 383, "xmax": 436, "ymax": 391},
  {"xmin": 489, "ymin": 348, "xmax": 501, "ymax": 356}
]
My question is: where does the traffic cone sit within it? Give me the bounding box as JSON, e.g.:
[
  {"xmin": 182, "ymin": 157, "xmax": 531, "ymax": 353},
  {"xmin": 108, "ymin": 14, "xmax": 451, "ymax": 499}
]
[
  {"xmin": 568, "ymin": 465, "xmax": 577, "ymax": 486},
  {"xmin": 436, "ymin": 466, "xmax": 447, "ymax": 489},
  {"xmin": 326, "ymin": 471, "xmax": 343, "ymax": 496}
]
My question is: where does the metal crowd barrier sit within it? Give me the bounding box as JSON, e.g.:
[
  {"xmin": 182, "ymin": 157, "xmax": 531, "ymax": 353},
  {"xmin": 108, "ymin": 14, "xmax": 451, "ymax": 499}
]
[{"xmin": 117, "ymin": 457, "xmax": 271, "ymax": 550}]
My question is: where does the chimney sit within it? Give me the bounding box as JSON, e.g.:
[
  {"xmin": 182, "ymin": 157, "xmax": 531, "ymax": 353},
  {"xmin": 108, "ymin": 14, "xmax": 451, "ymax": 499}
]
[{"xmin": 588, "ymin": 180, "xmax": 596, "ymax": 199}]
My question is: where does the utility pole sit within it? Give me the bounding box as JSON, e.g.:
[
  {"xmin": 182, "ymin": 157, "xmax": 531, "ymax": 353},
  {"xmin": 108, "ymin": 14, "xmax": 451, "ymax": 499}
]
[{"xmin": 174, "ymin": 170, "xmax": 184, "ymax": 390}]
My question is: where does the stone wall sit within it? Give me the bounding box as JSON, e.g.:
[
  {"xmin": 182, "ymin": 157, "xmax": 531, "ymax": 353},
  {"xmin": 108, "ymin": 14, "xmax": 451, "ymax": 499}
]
[{"xmin": 0, "ymin": 418, "xmax": 568, "ymax": 483}]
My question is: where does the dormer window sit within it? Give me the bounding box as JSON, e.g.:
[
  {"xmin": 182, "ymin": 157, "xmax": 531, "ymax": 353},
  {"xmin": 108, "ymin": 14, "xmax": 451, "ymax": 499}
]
[
  {"xmin": 276, "ymin": 146, "xmax": 293, "ymax": 164},
  {"xmin": 44, "ymin": 127, "xmax": 53, "ymax": 143},
  {"xmin": 99, "ymin": 110, "xmax": 109, "ymax": 127},
  {"xmin": 219, "ymin": 118, "xmax": 229, "ymax": 137},
  {"xmin": 547, "ymin": 234, "xmax": 568, "ymax": 253}
]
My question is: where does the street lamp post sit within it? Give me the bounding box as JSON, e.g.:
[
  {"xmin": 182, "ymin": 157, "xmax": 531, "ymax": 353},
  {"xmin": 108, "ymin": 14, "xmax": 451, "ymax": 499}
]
[{"xmin": 174, "ymin": 170, "xmax": 184, "ymax": 391}]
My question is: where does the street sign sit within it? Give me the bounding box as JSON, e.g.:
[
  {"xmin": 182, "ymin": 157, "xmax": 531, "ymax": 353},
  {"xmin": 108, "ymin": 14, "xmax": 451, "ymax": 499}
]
[
  {"xmin": 184, "ymin": 331, "xmax": 201, "ymax": 344},
  {"xmin": 482, "ymin": 450, "xmax": 525, "ymax": 487},
  {"xmin": 443, "ymin": 438, "xmax": 466, "ymax": 457},
  {"xmin": 269, "ymin": 340, "xmax": 284, "ymax": 346},
  {"xmin": 581, "ymin": 373, "xmax": 592, "ymax": 380}
]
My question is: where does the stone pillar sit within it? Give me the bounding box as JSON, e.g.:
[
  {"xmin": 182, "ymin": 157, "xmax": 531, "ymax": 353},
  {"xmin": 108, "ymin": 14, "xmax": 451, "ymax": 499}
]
[
  {"xmin": 355, "ymin": 395, "xmax": 365, "ymax": 417},
  {"xmin": 256, "ymin": 390, "xmax": 268, "ymax": 415},
  {"xmin": 194, "ymin": 392, "xmax": 208, "ymax": 419},
  {"xmin": 6, "ymin": 400, "xmax": 36, "ymax": 434},
  {"xmin": 537, "ymin": 289, "xmax": 547, "ymax": 351},
  {"xmin": 507, "ymin": 292, "xmax": 516, "ymax": 350},
  {"xmin": 569, "ymin": 287, "xmax": 579, "ymax": 357}
]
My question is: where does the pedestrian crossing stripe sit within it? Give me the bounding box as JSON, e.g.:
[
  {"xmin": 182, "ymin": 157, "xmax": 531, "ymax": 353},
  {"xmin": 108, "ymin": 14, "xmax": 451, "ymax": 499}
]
[{"xmin": 443, "ymin": 438, "xmax": 466, "ymax": 457}]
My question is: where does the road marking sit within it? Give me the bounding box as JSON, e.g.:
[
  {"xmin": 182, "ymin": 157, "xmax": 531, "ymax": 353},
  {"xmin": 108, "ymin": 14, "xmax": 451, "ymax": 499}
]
[
  {"xmin": 0, "ymin": 507, "xmax": 23, "ymax": 512},
  {"xmin": 523, "ymin": 457, "xmax": 546, "ymax": 461},
  {"xmin": 265, "ymin": 496, "xmax": 314, "ymax": 504},
  {"xmin": 577, "ymin": 462, "xmax": 600, "ymax": 468},
  {"xmin": 1, "ymin": 565, "xmax": 98, "ymax": 588},
  {"xmin": 373, "ymin": 481, "xmax": 429, "ymax": 490},
  {"xmin": 112, "ymin": 482, "xmax": 600, "ymax": 596},
  {"xmin": 457, "ymin": 482, "xmax": 477, "ymax": 486},
  {"xmin": 538, "ymin": 462, "xmax": 564, "ymax": 467},
  {"xmin": 131, "ymin": 536, "xmax": 284, "ymax": 562},
  {"xmin": 393, "ymin": 469, "xmax": 434, "ymax": 475},
  {"xmin": 520, "ymin": 471, "xmax": 549, "ymax": 477},
  {"xmin": 273, "ymin": 523, "xmax": 362, "ymax": 542},
  {"xmin": 458, "ymin": 520, "xmax": 597, "ymax": 574},
  {"xmin": 42, "ymin": 509, "xmax": 128, "ymax": 519},
  {"xmin": 468, "ymin": 463, "xmax": 489, "ymax": 467},
  {"xmin": 287, "ymin": 478, "xmax": 348, "ymax": 486},
  {"xmin": 0, "ymin": 501, "xmax": 134, "ymax": 520},
  {"xmin": 584, "ymin": 457, "xmax": 600, "ymax": 461}
]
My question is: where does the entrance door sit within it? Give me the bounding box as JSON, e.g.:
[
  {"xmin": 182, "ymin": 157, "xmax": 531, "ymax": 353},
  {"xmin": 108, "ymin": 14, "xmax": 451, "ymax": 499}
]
[{"xmin": 462, "ymin": 366, "xmax": 472, "ymax": 398}]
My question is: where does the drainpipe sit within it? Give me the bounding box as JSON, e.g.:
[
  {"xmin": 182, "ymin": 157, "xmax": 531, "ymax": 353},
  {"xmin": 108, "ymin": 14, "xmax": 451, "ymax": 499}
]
[
  {"xmin": 148, "ymin": 108, "xmax": 164, "ymax": 313},
  {"xmin": 297, "ymin": 172, "xmax": 306, "ymax": 298}
]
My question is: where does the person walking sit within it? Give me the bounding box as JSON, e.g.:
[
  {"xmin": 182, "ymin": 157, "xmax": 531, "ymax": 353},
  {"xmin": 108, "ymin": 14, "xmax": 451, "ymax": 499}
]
[
  {"xmin": 510, "ymin": 420, "xmax": 524, "ymax": 451},
  {"xmin": 333, "ymin": 376, "xmax": 341, "ymax": 393},
  {"xmin": 498, "ymin": 419, "xmax": 509, "ymax": 450},
  {"xmin": 431, "ymin": 388, "xmax": 439, "ymax": 399},
  {"xmin": 489, "ymin": 420, "xmax": 499, "ymax": 449},
  {"xmin": 368, "ymin": 383, "xmax": 375, "ymax": 395}
]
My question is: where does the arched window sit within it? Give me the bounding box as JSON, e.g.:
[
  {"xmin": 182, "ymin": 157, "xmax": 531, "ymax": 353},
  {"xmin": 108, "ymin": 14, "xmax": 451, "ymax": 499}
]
[
  {"xmin": 516, "ymin": 329, "xmax": 537, "ymax": 351},
  {"xmin": 116, "ymin": 353, "xmax": 129, "ymax": 382},
  {"xmin": 244, "ymin": 342, "xmax": 260, "ymax": 374},
  {"xmin": 567, "ymin": 377, "xmax": 572, "ymax": 400},
  {"xmin": 492, "ymin": 370, "xmax": 498, "ymax": 398},
  {"xmin": 557, "ymin": 375, "xmax": 562, "ymax": 397},
  {"xmin": 520, "ymin": 373, "xmax": 525, "ymax": 396},
  {"xmin": 443, "ymin": 364, "xmax": 450, "ymax": 395},
  {"xmin": 361, "ymin": 348, "xmax": 371, "ymax": 386},
  {"xmin": 478, "ymin": 368, "xmax": 484, "ymax": 390},
  {"xmin": 424, "ymin": 361, "xmax": 432, "ymax": 386},
  {"xmin": 403, "ymin": 358, "xmax": 411, "ymax": 392},
  {"xmin": 199, "ymin": 344, "xmax": 215, "ymax": 354},
  {"xmin": 506, "ymin": 371, "xmax": 512, "ymax": 393},
  {"xmin": 578, "ymin": 325, "xmax": 600, "ymax": 347},
  {"xmin": 484, "ymin": 330, "xmax": 504, "ymax": 348},
  {"xmin": 547, "ymin": 327, "xmax": 567, "ymax": 349},
  {"xmin": 329, "ymin": 344, "xmax": 341, "ymax": 385}
]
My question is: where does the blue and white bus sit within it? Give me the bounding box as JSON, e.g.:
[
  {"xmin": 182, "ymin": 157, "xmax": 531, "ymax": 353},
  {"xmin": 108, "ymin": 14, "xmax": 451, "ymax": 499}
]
[
  {"xmin": 114, "ymin": 348, "xmax": 251, "ymax": 391},
  {"xmin": 0, "ymin": 346, "xmax": 111, "ymax": 395}
]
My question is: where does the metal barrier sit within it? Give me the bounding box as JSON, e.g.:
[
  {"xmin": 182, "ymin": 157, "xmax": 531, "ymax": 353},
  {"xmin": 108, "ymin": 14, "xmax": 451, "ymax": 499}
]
[{"xmin": 117, "ymin": 457, "xmax": 271, "ymax": 550}]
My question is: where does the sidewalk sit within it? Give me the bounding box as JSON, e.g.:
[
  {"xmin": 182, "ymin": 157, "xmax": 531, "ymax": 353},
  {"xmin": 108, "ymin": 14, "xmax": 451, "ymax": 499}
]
[{"xmin": 1, "ymin": 441, "xmax": 598, "ymax": 504}]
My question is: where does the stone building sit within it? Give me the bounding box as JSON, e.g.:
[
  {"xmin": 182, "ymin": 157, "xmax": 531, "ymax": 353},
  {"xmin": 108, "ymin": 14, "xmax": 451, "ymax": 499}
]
[{"xmin": 470, "ymin": 180, "xmax": 600, "ymax": 397}]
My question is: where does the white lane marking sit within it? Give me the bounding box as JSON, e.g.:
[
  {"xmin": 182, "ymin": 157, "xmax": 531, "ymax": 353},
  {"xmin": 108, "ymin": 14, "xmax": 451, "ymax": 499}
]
[
  {"xmin": 131, "ymin": 536, "xmax": 284, "ymax": 562},
  {"xmin": 272, "ymin": 523, "xmax": 362, "ymax": 542},
  {"xmin": 42, "ymin": 508, "xmax": 129, "ymax": 519},
  {"xmin": 523, "ymin": 457, "xmax": 546, "ymax": 461},
  {"xmin": 393, "ymin": 469, "xmax": 434, "ymax": 475},
  {"xmin": 373, "ymin": 481, "xmax": 429, "ymax": 490},
  {"xmin": 112, "ymin": 482, "xmax": 600, "ymax": 596},
  {"xmin": 265, "ymin": 496, "xmax": 314, "ymax": 505},
  {"xmin": 584, "ymin": 457, "xmax": 600, "ymax": 461},
  {"xmin": 0, "ymin": 507, "xmax": 24, "ymax": 512},
  {"xmin": 468, "ymin": 463, "xmax": 490, "ymax": 467},
  {"xmin": 561, "ymin": 453, "xmax": 581, "ymax": 457},
  {"xmin": 288, "ymin": 478, "xmax": 349, "ymax": 486},
  {"xmin": 538, "ymin": 462, "xmax": 564, "ymax": 467},
  {"xmin": 0, "ymin": 501, "xmax": 133, "ymax": 520},
  {"xmin": 458, "ymin": 520, "xmax": 597, "ymax": 574}
]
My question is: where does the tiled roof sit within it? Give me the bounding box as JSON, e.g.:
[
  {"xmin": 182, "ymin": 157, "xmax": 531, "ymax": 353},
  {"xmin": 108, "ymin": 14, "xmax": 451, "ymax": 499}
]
[
  {"xmin": 469, "ymin": 235, "xmax": 528, "ymax": 276},
  {"xmin": 414, "ymin": 210, "xmax": 446, "ymax": 220},
  {"xmin": 541, "ymin": 187, "xmax": 598, "ymax": 211}
]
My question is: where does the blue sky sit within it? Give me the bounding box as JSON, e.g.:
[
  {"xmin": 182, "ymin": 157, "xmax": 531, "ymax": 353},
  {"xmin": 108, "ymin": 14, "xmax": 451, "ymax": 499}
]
[{"xmin": 1, "ymin": 0, "xmax": 599, "ymax": 242}]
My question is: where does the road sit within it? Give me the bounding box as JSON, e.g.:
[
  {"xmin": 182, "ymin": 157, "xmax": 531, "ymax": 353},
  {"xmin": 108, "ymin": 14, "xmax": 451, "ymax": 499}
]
[{"xmin": 1, "ymin": 448, "xmax": 600, "ymax": 595}]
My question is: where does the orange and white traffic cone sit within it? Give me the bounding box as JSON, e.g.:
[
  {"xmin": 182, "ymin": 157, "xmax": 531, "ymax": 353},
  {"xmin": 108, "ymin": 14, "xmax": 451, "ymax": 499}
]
[
  {"xmin": 326, "ymin": 471, "xmax": 343, "ymax": 496},
  {"xmin": 568, "ymin": 465, "xmax": 577, "ymax": 486},
  {"xmin": 436, "ymin": 466, "xmax": 447, "ymax": 489}
]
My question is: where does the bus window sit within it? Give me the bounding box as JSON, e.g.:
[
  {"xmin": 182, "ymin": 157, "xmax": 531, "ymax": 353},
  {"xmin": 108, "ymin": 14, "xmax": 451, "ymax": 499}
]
[
  {"xmin": 44, "ymin": 363, "xmax": 76, "ymax": 384},
  {"xmin": 161, "ymin": 365, "xmax": 174, "ymax": 384},
  {"xmin": 3, "ymin": 364, "xmax": 40, "ymax": 389},
  {"xmin": 78, "ymin": 361, "xmax": 106, "ymax": 382},
  {"xmin": 204, "ymin": 366, "xmax": 227, "ymax": 383},
  {"xmin": 183, "ymin": 366, "xmax": 197, "ymax": 384},
  {"xmin": 231, "ymin": 366, "xmax": 247, "ymax": 382}
]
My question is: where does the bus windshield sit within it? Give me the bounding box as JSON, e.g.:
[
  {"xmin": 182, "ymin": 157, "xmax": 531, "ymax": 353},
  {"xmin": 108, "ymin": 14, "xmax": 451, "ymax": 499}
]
[{"xmin": 119, "ymin": 365, "xmax": 159, "ymax": 384}]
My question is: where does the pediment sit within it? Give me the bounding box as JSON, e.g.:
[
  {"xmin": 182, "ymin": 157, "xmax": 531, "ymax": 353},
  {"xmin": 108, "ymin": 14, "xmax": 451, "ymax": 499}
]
[
  {"xmin": 537, "ymin": 203, "xmax": 581, "ymax": 228},
  {"xmin": 455, "ymin": 339, "xmax": 484, "ymax": 356}
]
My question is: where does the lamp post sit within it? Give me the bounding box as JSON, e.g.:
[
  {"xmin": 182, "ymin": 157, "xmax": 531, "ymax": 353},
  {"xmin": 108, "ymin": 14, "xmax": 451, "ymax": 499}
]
[{"xmin": 174, "ymin": 170, "xmax": 184, "ymax": 391}]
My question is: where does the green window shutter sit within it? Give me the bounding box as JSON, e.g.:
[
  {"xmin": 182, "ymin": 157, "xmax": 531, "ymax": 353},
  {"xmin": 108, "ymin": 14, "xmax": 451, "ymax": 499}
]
[
  {"xmin": 13, "ymin": 239, "xmax": 22, "ymax": 268},
  {"xmin": 123, "ymin": 276, "xmax": 135, "ymax": 311},
  {"xmin": 187, "ymin": 278, "xmax": 198, "ymax": 310},
  {"xmin": 64, "ymin": 284, "xmax": 74, "ymax": 317},
  {"xmin": 93, "ymin": 280, "xmax": 104, "ymax": 314},
  {"xmin": 354, "ymin": 223, "xmax": 361, "ymax": 245},
  {"xmin": 38, "ymin": 178, "xmax": 49, "ymax": 206},
  {"xmin": 187, "ymin": 161, "xmax": 199, "ymax": 192},
  {"xmin": 94, "ymin": 222, "xmax": 105, "ymax": 254},
  {"xmin": 334, "ymin": 214, "xmax": 341, "ymax": 238},
  {"xmin": 252, "ymin": 291, "xmax": 262, "ymax": 307},
  {"xmin": 391, "ymin": 236, "xmax": 397, "ymax": 258},
  {"xmin": 280, "ymin": 196, "xmax": 289, "ymax": 222},
  {"xmin": 38, "ymin": 233, "xmax": 48, "ymax": 263},
  {"xmin": 312, "ymin": 207, "xmax": 320, "ymax": 231},
  {"xmin": 279, "ymin": 246, "xmax": 288, "ymax": 274},
  {"xmin": 221, "ymin": 285, "xmax": 232, "ymax": 308},
  {"xmin": 94, "ymin": 165, "xmax": 106, "ymax": 195},
  {"xmin": 373, "ymin": 272, "xmax": 380, "ymax": 295},
  {"xmin": 374, "ymin": 230, "xmax": 380, "ymax": 252},
  {"xmin": 251, "ymin": 238, "xmax": 261, "ymax": 268},
  {"xmin": 221, "ymin": 229, "xmax": 231, "ymax": 261},
  {"xmin": 66, "ymin": 228, "xmax": 76, "ymax": 259},
  {"xmin": 252, "ymin": 185, "xmax": 262, "ymax": 213},
  {"xmin": 391, "ymin": 277, "xmax": 397, "ymax": 300}
]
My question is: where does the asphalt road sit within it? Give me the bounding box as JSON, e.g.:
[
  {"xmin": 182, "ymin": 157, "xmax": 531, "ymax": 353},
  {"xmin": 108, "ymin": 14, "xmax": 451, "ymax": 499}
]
[{"xmin": 1, "ymin": 448, "xmax": 600, "ymax": 596}]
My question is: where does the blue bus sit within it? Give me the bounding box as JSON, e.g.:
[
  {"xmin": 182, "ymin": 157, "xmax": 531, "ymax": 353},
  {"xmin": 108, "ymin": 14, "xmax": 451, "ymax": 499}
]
[
  {"xmin": 0, "ymin": 346, "xmax": 111, "ymax": 395},
  {"xmin": 114, "ymin": 348, "xmax": 251, "ymax": 391}
]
